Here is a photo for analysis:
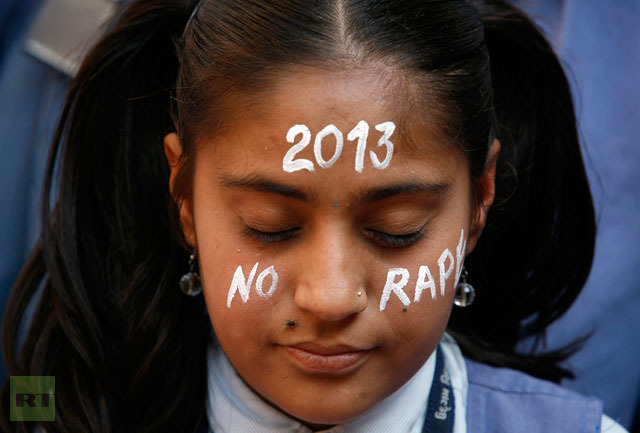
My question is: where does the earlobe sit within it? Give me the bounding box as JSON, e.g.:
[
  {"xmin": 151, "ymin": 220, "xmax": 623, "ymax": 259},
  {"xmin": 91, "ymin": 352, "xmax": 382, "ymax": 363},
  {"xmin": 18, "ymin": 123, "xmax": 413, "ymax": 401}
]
[
  {"xmin": 164, "ymin": 132, "xmax": 197, "ymax": 248},
  {"xmin": 466, "ymin": 139, "xmax": 500, "ymax": 254}
]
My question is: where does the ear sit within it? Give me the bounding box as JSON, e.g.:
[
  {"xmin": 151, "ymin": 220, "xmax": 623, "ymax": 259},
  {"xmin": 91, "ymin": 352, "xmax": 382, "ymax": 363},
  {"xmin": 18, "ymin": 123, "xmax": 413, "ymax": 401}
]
[
  {"xmin": 466, "ymin": 139, "xmax": 500, "ymax": 254},
  {"xmin": 164, "ymin": 132, "xmax": 196, "ymax": 248}
]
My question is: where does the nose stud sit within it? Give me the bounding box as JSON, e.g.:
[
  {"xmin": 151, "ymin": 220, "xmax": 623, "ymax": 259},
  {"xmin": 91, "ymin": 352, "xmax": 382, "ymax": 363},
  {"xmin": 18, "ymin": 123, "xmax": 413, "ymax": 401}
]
[{"xmin": 356, "ymin": 291, "xmax": 363, "ymax": 297}]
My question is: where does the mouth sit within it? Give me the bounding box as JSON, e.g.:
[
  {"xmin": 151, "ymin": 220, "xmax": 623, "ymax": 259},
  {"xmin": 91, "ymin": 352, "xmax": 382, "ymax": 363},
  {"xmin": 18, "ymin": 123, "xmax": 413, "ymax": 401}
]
[{"xmin": 282, "ymin": 343, "xmax": 373, "ymax": 374}]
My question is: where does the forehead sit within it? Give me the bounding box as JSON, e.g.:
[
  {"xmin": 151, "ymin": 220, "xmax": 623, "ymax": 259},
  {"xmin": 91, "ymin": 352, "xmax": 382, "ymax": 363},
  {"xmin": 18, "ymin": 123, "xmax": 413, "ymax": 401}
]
[
  {"xmin": 259, "ymin": 66, "xmax": 441, "ymax": 145},
  {"xmin": 269, "ymin": 66, "xmax": 397, "ymax": 123},
  {"xmin": 198, "ymin": 65, "xmax": 466, "ymax": 190}
]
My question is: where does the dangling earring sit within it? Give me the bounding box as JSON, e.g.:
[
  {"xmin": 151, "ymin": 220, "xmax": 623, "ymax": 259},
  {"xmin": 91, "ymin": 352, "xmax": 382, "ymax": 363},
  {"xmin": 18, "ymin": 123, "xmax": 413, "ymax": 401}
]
[
  {"xmin": 454, "ymin": 267, "xmax": 475, "ymax": 307},
  {"xmin": 179, "ymin": 252, "xmax": 202, "ymax": 296}
]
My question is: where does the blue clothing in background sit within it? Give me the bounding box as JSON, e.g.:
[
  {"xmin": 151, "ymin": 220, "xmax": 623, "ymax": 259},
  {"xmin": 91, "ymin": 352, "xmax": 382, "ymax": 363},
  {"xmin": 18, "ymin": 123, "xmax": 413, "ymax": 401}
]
[
  {"xmin": 0, "ymin": 0, "xmax": 69, "ymax": 380},
  {"xmin": 515, "ymin": 0, "xmax": 640, "ymax": 429},
  {"xmin": 0, "ymin": 0, "xmax": 40, "ymax": 69},
  {"xmin": 0, "ymin": 1, "xmax": 638, "ymax": 430}
]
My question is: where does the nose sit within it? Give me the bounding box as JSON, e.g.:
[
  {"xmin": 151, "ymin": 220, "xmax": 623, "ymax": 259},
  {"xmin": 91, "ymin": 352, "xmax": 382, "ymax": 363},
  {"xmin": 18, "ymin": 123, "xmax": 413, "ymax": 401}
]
[
  {"xmin": 293, "ymin": 227, "xmax": 368, "ymax": 322},
  {"xmin": 294, "ymin": 281, "xmax": 367, "ymax": 322}
]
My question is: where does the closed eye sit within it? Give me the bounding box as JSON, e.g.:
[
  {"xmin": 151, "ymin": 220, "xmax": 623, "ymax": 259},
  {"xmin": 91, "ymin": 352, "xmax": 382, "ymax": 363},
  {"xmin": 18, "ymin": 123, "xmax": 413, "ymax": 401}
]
[
  {"xmin": 244, "ymin": 227, "xmax": 300, "ymax": 244},
  {"xmin": 365, "ymin": 228, "xmax": 425, "ymax": 248},
  {"xmin": 243, "ymin": 225, "xmax": 426, "ymax": 247}
]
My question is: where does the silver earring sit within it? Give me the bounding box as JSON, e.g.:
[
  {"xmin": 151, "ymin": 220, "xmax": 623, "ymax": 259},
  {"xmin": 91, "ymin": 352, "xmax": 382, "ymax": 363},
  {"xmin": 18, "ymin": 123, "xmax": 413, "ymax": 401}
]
[
  {"xmin": 179, "ymin": 253, "xmax": 202, "ymax": 296},
  {"xmin": 454, "ymin": 267, "xmax": 475, "ymax": 307}
]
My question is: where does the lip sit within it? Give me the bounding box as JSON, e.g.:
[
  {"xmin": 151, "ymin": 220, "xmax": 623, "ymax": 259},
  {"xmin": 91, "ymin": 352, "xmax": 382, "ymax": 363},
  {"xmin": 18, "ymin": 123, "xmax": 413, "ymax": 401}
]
[{"xmin": 282, "ymin": 343, "xmax": 372, "ymax": 374}]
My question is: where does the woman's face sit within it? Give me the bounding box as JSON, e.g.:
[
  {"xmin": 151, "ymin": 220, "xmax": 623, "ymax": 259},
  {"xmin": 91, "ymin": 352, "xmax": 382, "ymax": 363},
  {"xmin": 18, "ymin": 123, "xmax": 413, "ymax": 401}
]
[{"xmin": 166, "ymin": 66, "xmax": 496, "ymax": 427}]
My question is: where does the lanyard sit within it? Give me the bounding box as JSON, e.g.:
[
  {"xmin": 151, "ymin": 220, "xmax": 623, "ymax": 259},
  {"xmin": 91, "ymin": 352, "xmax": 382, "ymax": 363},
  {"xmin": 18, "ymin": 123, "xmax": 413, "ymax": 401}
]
[{"xmin": 422, "ymin": 347, "xmax": 455, "ymax": 433}]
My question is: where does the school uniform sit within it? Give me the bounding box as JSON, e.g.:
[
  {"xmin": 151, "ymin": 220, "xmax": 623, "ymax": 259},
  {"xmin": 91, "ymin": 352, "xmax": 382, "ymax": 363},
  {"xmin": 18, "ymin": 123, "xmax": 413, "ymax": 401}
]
[{"xmin": 206, "ymin": 334, "xmax": 626, "ymax": 433}]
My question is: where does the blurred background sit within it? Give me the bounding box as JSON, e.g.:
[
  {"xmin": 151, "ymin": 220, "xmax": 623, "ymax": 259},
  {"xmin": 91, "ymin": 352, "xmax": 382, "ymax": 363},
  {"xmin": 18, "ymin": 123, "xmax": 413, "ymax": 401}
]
[{"xmin": 0, "ymin": 0, "xmax": 638, "ymax": 430}]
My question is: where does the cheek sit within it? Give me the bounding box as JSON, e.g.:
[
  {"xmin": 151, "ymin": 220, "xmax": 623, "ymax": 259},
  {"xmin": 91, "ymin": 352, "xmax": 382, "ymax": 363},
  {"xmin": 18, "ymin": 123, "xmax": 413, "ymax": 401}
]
[
  {"xmin": 197, "ymin": 235, "xmax": 290, "ymax": 354},
  {"xmin": 371, "ymin": 261, "xmax": 456, "ymax": 349},
  {"xmin": 366, "ymin": 233, "xmax": 463, "ymax": 367},
  {"xmin": 370, "ymin": 228, "xmax": 468, "ymax": 314},
  {"xmin": 190, "ymin": 174, "xmax": 291, "ymax": 332}
]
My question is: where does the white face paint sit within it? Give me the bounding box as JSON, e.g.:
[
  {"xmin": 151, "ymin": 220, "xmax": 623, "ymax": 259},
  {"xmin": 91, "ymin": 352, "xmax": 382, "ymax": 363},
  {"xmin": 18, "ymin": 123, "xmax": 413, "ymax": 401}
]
[
  {"xmin": 282, "ymin": 121, "xmax": 396, "ymax": 173},
  {"xmin": 226, "ymin": 230, "xmax": 466, "ymax": 312},
  {"xmin": 283, "ymin": 124, "xmax": 314, "ymax": 173},
  {"xmin": 455, "ymin": 229, "xmax": 467, "ymax": 284},
  {"xmin": 347, "ymin": 120, "xmax": 369, "ymax": 173},
  {"xmin": 379, "ymin": 268, "xmax": 411, "ymax": 312},
  {"xmin": 314, "ymin": 124, "xmax": 343, "ymax": 169},
  {"xmin": 227, "ymin": 263, "xmax": 279, "ymax": 307},
  {"xmin": 255, "ymin": 265, "xmax": 279, "ymax": 298},
  {"xmin": 414, "ymin": 265, "xmax": 437, "ymax": 302},
  {"xmin": 370, "ymin": 121, "xmax": 395, "ymax": 170},
  {"xmin": 437, "ymin": 249, "xmax": 454, "ymax": 297},
  {"xmin": 379, "ymin": 229, "xmax": 467, "ymax": 311}
]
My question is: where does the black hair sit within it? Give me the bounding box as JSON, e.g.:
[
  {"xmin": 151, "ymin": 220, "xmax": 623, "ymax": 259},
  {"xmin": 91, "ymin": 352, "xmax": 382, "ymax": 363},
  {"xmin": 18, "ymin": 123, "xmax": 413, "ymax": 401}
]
[
  {"xmin": 448, "ymin": 0, "xmax": 595, "ymax": 381},
  {"xmin": 1, "ymin": 0, "xmax": 595, "ymax": 431}
]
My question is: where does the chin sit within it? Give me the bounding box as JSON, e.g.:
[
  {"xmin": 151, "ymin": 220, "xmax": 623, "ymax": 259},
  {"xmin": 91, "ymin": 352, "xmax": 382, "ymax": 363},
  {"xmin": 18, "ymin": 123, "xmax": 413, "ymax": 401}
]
[{"xmin": 278, "ymin": 397, "xmax": 372, "ymax": 428}]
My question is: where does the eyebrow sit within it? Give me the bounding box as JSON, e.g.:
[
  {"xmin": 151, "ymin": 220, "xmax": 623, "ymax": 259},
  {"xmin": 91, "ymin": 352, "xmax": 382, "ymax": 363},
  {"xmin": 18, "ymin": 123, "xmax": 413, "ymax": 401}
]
[
  {"xmin": 220, "ymin": 174, "xmax": 450, "ymax": 204},
  {"xmin": 357, "ymin": 181, "xmax": 450, "ymax": 204},
  {"xmin": 221, "ymin": 175, "xmax": 310, "ymax": 201}
]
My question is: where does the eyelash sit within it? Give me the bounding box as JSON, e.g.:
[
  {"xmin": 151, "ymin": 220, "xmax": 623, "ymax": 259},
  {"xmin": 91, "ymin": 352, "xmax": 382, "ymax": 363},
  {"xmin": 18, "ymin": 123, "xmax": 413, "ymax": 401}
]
[
  {"xmin": 365, "ymin": 228, "xmax": 426, "ymax": 248},
  {"xmin": 244, "ymin": 226, "xmax": 426, "ymax": 248},
  {"xmin": 244, "ymin": 227, "xmax": 300, "ymax": 244}
]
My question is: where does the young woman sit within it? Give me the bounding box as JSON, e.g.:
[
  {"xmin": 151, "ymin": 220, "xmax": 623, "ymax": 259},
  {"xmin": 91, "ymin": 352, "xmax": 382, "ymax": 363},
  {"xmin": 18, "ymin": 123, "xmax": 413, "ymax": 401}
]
[{"xmin": 1, "ymin": 0, "xmax": 627, "ymax": 432}]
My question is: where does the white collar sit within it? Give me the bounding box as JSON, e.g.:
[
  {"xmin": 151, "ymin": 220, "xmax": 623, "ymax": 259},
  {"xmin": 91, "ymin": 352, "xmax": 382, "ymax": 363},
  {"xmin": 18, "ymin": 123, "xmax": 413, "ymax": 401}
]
[{"xmin": 206, "ymin": 342, "xmax": 439, "ymax": 433}]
